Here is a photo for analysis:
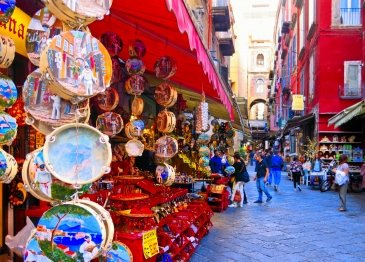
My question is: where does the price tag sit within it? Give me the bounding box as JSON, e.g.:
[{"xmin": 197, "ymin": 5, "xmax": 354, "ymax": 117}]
[{"xmin": 142, "ymin": 228, "xmax": 159, "ymax": 259}]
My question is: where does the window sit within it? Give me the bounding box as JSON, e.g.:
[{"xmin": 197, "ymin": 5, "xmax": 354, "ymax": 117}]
[
  {"xmin": 308, "ymin": 0, "xmax": 316, "ymax": 29},
  {"xmin": 299, "ymin": 8, "xmax": 305, "ymax": 51},
  {"xmin": 340, "ymin": 0, "xmax": 361, "ymax": 25},
  {"xmin": 309, "ymin": 54, "xmax": 315, "ymax": 101},
  {"xmin": 92, "ymin": 39, "xmax": 99, "ymax": 51},
  {"xmin": 69, "ymin": 44, "xmax": 74, "ymax": 55},
  {"xmin": 256, "ymin": 79, "xmax": 265, "ymax": 93},
  {"xmin": 343, "ymin": 61, "xmax": 362, "ymax": 98},
  {"xmin": 256, "ymin": 54, "xmax": 264, "ymax": 66},
  {"xmin": 55, "ymin": 36, "xmax": 61, "ymax": 48},
  {"xmin": 63, "ymin": 40, "xmax": 68, "ymax": 52}
]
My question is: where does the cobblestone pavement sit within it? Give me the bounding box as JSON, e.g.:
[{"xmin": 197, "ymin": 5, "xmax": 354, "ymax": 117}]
[{"xmin": 191, "ymin": 165, "xmax": 365, "ymax": 262}]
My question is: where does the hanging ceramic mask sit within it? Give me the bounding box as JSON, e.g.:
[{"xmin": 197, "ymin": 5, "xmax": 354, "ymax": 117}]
[
  {"xmin": 26, "ymin": 7, "xmax": 64, "ymax": 66},
  {"xmin": 96, "ymin": 112, "xmax": 124, "ymax": 137},
  {"xmin": 125, "ymin": 58, "xmax": 146, "ymax": 75},
  {"xmin": 128, "ymin": 39, "xmax": 146, "ymax": 58},
  {"xmin": 105, "ymin": 241, "xmax": 133, "ymax": 262},
  {"xmin": 0, "ymin": 73, "xmax": 17, "ymax": 110},
  {"xmin": 0, "ymin": 0, "xmax": 16, "ymax": 23},
  {"xmin": 154, "ymin": 56, "xmax": 177, "ymax": 80},
  {"xmin": 100, "ymin": 31, "xmax": 123, "ymax": 57}
]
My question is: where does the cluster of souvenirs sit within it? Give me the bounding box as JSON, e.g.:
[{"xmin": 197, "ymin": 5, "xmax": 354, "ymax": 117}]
[{"xmin": 0, "ymin": 1, "xmax": 245, "ymax": 261}]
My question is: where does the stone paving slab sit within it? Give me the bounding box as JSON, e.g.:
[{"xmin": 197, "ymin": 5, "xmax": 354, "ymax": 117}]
[{"xmin": 190, "ymin": 165, "xmax": 365, "ymax": 262}]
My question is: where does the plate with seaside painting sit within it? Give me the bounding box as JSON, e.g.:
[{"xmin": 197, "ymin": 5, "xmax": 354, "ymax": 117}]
[
  {"xmin": 43, "ymin": 123, "xmax": 112, "ymax": 185},
  {"xmin": 106, "ymin": 241, "xmax": 133, "ymax": 262},
  {"xmin": 0, "ymin": 74, "xmax": 17, "ymax": 109},
  {"xmin": 0, "ymin": 112, "xmax": 17, "ymax": 145},
  {"xmin": 36, "ymin": 202, "xmax": 107, "ymax": 261}
]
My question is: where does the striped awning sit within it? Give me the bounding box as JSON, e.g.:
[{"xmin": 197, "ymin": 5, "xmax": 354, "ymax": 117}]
[{"xmin": 328, "ymin": 100, "xmax": 365, "ymax": 128}]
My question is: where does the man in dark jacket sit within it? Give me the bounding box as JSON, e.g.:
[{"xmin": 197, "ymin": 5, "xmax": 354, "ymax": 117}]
[{"xmin": 254, "ymin": 152, "xmax": 272, "ymax": 203}]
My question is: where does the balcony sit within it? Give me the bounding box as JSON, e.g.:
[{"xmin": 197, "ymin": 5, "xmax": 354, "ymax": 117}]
[
  {"xmin": 217, "ymin": 31, "xmax": 235, "ymax": 56},
  {"xmin": 340, "ymin": 8, "xmax": 361, "ymax": 26},
  {"xmin": 339, "ymin": 84, "xmax": 363, "ymax": 99},
  {"xmin": 212, "ymin": 0, "xmax": 231, "ymax": 32}
]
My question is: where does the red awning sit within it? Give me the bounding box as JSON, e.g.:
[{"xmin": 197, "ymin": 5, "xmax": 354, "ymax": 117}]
[{"xmin": 90, "ymin": 0, "xmax": 235, "ymax": 120}]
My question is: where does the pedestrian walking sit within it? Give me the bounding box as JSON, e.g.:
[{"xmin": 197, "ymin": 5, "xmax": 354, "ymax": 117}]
[
  {"xmin": 270, "ymin": 151, "xmax": 283, "ymax": 191},
  {"xmin": 228, "ymin": 152, "xmax": 248, "ymax": 207},
  {"xmin": 335, "ymin": 154, "xmax": 350, "ymax": 212},
  {"xmin": 290, "ymin": 156, "xmax": 303, "ymax": 191},
  {"xmin": 253, "ymin": 152, "xmax": 272, "ymax": 203},
  {"xmin": 249, "ymin": 150, "xmax": 255, "ymax": 166},
  {"xmin": 264, "ymin": 149, "xmax": 273, "ymax": 186}
]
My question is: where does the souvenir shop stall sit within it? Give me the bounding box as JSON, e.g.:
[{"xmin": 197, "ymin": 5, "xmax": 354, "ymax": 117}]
[{"xmin": 0, "ymin": 1, "xmax": 242, "ymax": 261}]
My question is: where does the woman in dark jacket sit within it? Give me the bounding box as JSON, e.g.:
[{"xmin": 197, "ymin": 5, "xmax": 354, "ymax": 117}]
[{"xmin": 228, "ymin": 152, "xmax": 248, "ymax": 207}]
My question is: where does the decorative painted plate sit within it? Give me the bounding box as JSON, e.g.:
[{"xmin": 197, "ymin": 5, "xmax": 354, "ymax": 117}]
[
  {"xmin": 26, "ymin": 148, "xmax": 91, "ymax": 202},
  {"xmin": 110, "ymin": 57, "xmax": 123, "ymax": 85},
  {"xmin": 95, "ymin": 87, "xmax": 119, "ymax": 111},
  {"xmin": 156, "ymin": 163, "xmax": 175, "ymax": 186},
  {"xmin": 0, "ymin": 0, "xmax": 16, "ymax": 24},
  {"xmin": 0, "ymin": 112, "xmax": 17, "ymax": 145},
  {"xmin": 0, "ymin": 35, "xmax": 15, "ymax": 69},
  {"xmin": 199, "ymin": 156, "xmax": 210, "ymax": 167},
  {"xmin": 156, "ymin": 110, "xmax": 176, "ymax": 133},
  {"xmin": 154, "ymin": 83, "xmax": 177, "ymax": 108},
  {"xmin": 124, "ymin": 122, "xmax": 140, "ymax": 140},
  {"xmin": 43, "ymin": 0, "xmax": 113, "ymax": 27},
  {"xmin": 26, "ymin": 7, "xmax": 64, "ymax": 66},
  {"xmin": 45, "ymin": 30, "xmax": 112, "ymax": 98},
  {"xmin": 154, "ymin": 56, "xmax": 177, "ymax": 80},
  {"xmin": 96, "ymin": 112, "xmax": 124, "ymax": 137},
  {"xmin": 24, "ymin": 232, "xmax": 52, "ymax": 262},
  {"xmin": 100, "ymin": 31, "xmax": 123, "ymax": 57},
  {"xmin": 36, "ymin": 202, "xmax": 106, "ymax": 261},
  {"xmin": 23, "ymin": 69, "xmax": 90, "ymax": 128},
  {"xmin": 154, "ymin": 135, "xmax": 178, "ymax": 160},
  {"xmin": 2, "ymin": 151, "xmax": 17, "ymax": 184},
  {"xmin": 128, "ymin": 39, "xmax": 146, "ymax": 58},
  {"xmin": 125, "ymin": 58, "xmax": 145, "ymax": 75},
  {"xmin": 0, "ymin": 149, "xmax": 8, "ymax": 180},
  {"xmin": 125, "ymin": 75, "xmax": 147, "ymax": 95},
  {"xmin": 43, "ymin": 123, "xmax": 112, "ymax": 185},
  {"xmin": 106, "ymin": 241, "xmax": 133, "ymax": 262},
  {"xmin": 125, "ymin": 139, "xmax": 144, "ymax": 157},
  {"xmin": 0, "ymin": 73, "xmax": 17, "ymax": 110},
  {"xmin": 131, "ymin": 96, "xmax": 144, "ymax": 116}
]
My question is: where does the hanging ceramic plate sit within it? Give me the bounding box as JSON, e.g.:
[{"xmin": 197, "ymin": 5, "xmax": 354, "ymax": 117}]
[
  {"xmin": 154, "ymin": 135, "xmax": 178, "ymax": 160},
  {"xmin": 197, "ymin": 133, "xmax": 211, "ymax": 145},
  {"xmin": 125, "ymin": 139, "xmax": 144, "ymax": 157},
  {"xmin": 36, "ymin": 202, "xmax": 106, "ymax": 261},
  {"xmin": 26, "ymin": 7, "xmax": 64, "ymax": 66},
  {"xmin": 26, "ymin": 148, "xmax": 91, "ymax": 202},
  {"xmin": 24, "ymin": 231, "xmax": 52, "ymax": 262},
  {"xmin": 128, "ymin": 39, "xmax": 146, "ymax": 58},
  {"xmin": 23, "ymin": 69, "xmax": 90, "ymax": 128},
  {"xmin": 96, "ymin": 112, "xmax": 124, "ymax": 137},
  {"xmin": 0, "ymin": 73, "xmax": 17, "ymax": 110},
  {"xmin": 110, "ymin": 57, "xmax": 123, "ymax": 85},
  {"xmin": 0, "ymin": 0, "xmax": 16, "ymax": 23},
  {"xmin": 1, "ymin": 151, "xmax": 17, "ymax": 184},
  {"xmin": 125, "ymin": 75, "xmax": 147, "ymax": 95},
  {"xmin": 131, "ymin": 96, "xmax": 144, "ymax": 116},
  {"xmin": 100, "ymin": 31, "xmax": 123, "ymax": 57},
  {"xmin": 154, "ymin": 56, "xmax": 177, "ymax": 80},
  {"xmin": 0, "ymin": 36, "xmax": 15, "ymax": 68},
  {"xmin": 155, "ymin": 163, "xmax": 175, "ymax": 186},
  {"xmin": 45, "ymin": 30, "xmax": 112, "ymax": 98},
  {"xmin": 156, "ymin": 110, "xmax": 176, "ymax": 133},
  {"xmin": 106, "ymin": 241, "xmax": 133, "ymax": 262},
  {"xmin": 154, "ymin": 83, "xmax": 177, "ymax": 108},
  {"xmin": 125, "ymin": 58, "xmax": 145, "ymax": 75},
  {"xmin": 43, "ymin": 0, "xmax": 113, "ymax": 27},
  {"xmin": 0, "ymin": 112, "xmax": 17, "ymax": 145},
  {"xmin": 0, "ymin": 149, "xmax": 8, "ymax": 181},
  {"xmin": 95, "ymin": 87, "xmax": 119, "ymax": 111},
  {"xmin": 0, "ymin": 36, "xmax": 8, "ymax": 67},
  {"xmin": 199, "ymin": 156, "xmax": 210, "ymax": 167},
  {"xmin": 124, "ymin": 122, "xmax": 140, "ymax": 140},
  {"xmin": 43, "ymin": 123, "xmax": 112, "ymax": 185},
  {"xmin": 198, "ymin": 145, "xmax": 210, "ymax": 157}
]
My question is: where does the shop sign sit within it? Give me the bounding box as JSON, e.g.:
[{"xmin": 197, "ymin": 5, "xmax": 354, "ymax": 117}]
[
  {"xmin": 0, "ymin": 7, "xmax": 30, "ymax": 57},
  {"xmin": 292, "ymin": 94, "xmax": 304, "ymax": 111},
  {"xmin": 142, "ymin": 228, "xmax": 159, "ymax": 258}
]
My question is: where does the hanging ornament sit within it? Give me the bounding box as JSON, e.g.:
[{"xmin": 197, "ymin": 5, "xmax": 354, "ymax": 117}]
[
  {"xmin": 154, "ymin": 56, "xmax": 177, "ymax": 80},
  {"xmin": 154, "ymin": 83, "xmax": 177, "ymax": 107},
  {"xmin": 100, "ymin": 31, "xmax": 123, "ymax": 57},
  {"xmin": 125, "ymin": 58, "xmax": 146, "ymax": 75},
  {"xmin": 156, "ymin": 110, "xmax": 176, "ymax": 133},
  {"xmin": 0, "ymin": 0, "xmax": 16, "ymax": 23},
  {"xmin": 195, "ymin": 92, "xmax": 209, "ymax": 134},
  {"xmin": 96, "ymin": 112, "xmax": 124, "ymax": 137},
  {"xmin": 131, "ymin": 96, "xmax": 144, "ymax": 116},
  {"xmin": 0, "ymin": 73, "xmax": 17, "ymax": 110},
  {"xmin": 155, "ymin": 163, "xmax": 175, "ymax": 186},
  {"xmin": 125, "ymin": 75, "xmax": 147, "ymax": 95},
  {"xmin": 125, "ymin": 139, "xmax": 144, "ymax": 157},
  {"xmin": 0, "ymin": 35, "xmax": 15, "ymax": 68},
  {"xmin": 0, "ymin": 112, "xmax": 17, "ymax": 145},
  {"xmin": 95, "ymin": 87, "xmax": 119, "ymax": 111},
  {"xmin": 128, "ymin": 39, "xmax": 146, "ymax": 58}
]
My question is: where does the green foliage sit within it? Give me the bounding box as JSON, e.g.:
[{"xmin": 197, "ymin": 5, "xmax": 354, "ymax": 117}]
[
  {"xmin": 303, "ymin": 137, "xmax": 318, "ymax": 161},
  {"xmin": 43, "ymin": 204, "xmax": 92, "ymax": 218},
  {"xmin": 0, "ymin": 129, "xmax": 16, "ymax": 144},
  {"xmin": 39, "ymin": 240, "xmax": 80, "ymax": 262},
  {"xmin": 51, "ymin": 183, "xmax": 90, "ymax": 201}
]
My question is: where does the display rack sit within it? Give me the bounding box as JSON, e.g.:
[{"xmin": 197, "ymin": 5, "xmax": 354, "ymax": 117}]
[{"xmin": 206, "ymin": 184, "xmax": 230, "ymax": 212}]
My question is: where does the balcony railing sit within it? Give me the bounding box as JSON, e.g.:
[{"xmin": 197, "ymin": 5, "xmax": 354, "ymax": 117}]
[
  {"xmin": 339, "ymin": 84, "xmax": 363, "ymax": 99},
  {"xmin": 212, "ymin": 0, "xmax": 231, "ymax": 32},
  {"xmin": 216, "ymin": 30, "xmax": 235, "ymax": 56},
  {"xmin": 340, "ymin": 8, "xmax": 361, "ymax": 25}
]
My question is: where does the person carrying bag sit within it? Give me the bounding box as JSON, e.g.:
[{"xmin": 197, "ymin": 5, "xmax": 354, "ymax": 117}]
[{"xmin": 228, "ymin": 152, "xmax": 249, "ymax": 207}]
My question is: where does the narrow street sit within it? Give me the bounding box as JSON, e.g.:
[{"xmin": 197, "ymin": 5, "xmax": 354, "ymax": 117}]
[{"xmin": 191, "ymin": 165, "xmax": 365, "ymax": 262}]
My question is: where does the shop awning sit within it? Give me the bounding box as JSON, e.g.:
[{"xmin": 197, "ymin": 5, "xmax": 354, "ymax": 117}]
[
  {"xmin": 90, "ymin": 0, "xmax": 236, "ymax": 121},
  {"xmin": 328, "ymin": 99, "xmax": 365, "ymax": 128},
  {"xmin": 279, "ymin": 113, "xmax": 315, "ymax": 137}
]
